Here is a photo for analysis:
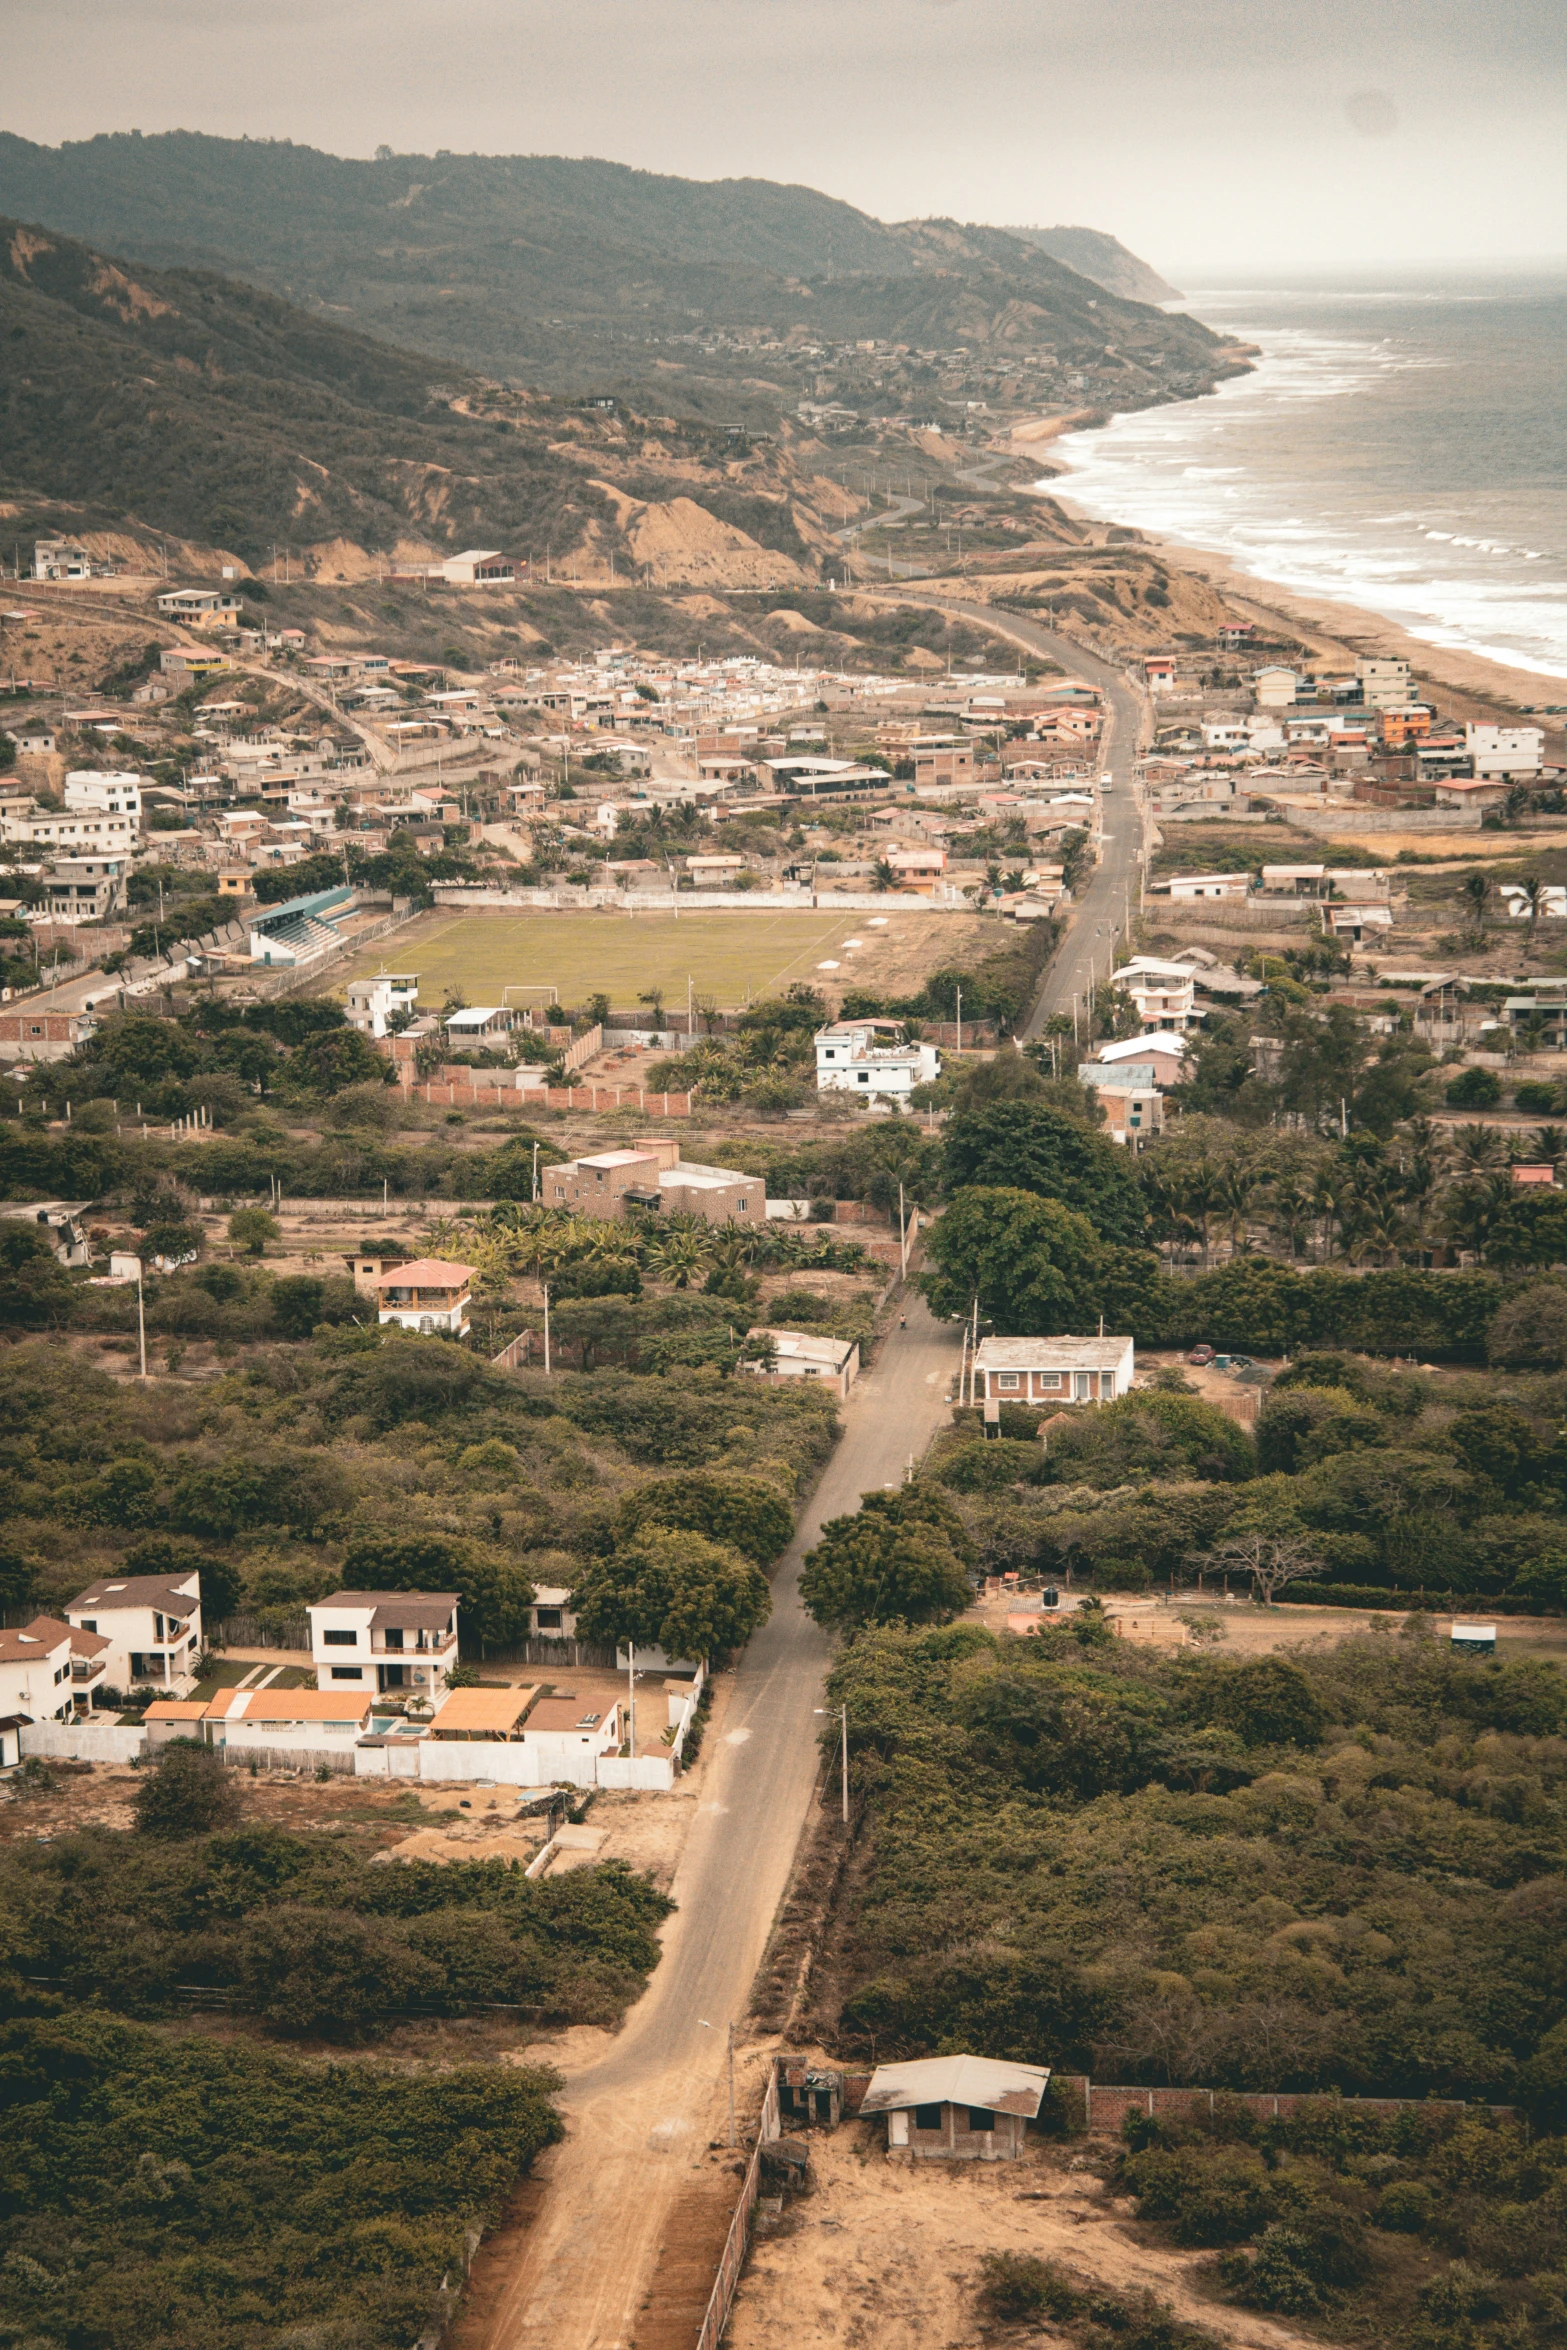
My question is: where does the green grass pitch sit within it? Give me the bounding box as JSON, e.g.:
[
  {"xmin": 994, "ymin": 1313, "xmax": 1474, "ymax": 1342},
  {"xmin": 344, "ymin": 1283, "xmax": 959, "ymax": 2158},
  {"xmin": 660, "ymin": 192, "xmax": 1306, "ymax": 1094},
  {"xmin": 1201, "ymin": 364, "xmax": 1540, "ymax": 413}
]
[{"xmin": 336, "ymin": 907, "xmax": 876, "ymax": 1011}]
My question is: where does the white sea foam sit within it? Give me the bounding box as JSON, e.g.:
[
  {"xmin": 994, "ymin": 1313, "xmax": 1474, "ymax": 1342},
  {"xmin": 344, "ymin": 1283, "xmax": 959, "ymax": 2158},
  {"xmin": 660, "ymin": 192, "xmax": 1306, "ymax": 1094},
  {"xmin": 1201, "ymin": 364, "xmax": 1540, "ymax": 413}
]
[{"xmin": 1043, "ymin": 275, "xmax": 1567, "ymax": 683}]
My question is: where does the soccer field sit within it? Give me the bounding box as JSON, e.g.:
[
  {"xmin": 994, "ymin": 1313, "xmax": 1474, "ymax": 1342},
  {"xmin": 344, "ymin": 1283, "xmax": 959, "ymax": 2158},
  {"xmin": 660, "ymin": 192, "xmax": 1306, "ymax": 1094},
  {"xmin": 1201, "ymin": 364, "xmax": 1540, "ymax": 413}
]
[{"xmin": 336, "ymin": 907, "xmax": 941, "ymax": 1012}]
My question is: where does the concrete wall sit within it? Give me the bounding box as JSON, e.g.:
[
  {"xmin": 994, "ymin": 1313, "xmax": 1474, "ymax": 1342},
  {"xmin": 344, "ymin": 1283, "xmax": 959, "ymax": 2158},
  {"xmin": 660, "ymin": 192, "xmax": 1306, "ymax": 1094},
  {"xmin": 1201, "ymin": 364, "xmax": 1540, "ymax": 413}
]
[
  {"xmin": 432, "ymin": 886, "xmax": 970, "ymax": 914},
  {"xmin": 19, "ymin": 1720, "xmax": 148, "ymax": 1764}
]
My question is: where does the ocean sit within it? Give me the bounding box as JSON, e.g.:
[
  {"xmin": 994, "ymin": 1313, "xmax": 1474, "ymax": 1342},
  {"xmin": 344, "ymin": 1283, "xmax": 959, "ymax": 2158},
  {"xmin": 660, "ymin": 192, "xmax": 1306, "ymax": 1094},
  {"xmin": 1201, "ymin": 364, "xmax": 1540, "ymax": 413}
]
[{"xmin": 1043, "ymin": 271, "xmax": 1567, "ymax": 692}]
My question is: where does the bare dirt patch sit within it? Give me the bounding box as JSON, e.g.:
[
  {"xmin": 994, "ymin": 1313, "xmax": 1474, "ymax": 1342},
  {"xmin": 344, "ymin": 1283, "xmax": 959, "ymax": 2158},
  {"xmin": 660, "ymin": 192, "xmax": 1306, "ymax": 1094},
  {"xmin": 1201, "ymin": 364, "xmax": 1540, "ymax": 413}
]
[{"xmin": 727, "ymin": 2124, "xmax": 1319, "ymax": 2350}]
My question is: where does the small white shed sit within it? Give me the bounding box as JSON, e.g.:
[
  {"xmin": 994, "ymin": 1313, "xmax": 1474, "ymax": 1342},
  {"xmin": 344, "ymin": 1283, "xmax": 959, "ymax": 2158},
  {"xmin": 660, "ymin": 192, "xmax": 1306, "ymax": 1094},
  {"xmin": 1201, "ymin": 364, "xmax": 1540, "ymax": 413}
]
[{"xmin": 861, "ymin": 2053, "xmax": 1051, "ymax": 2161}]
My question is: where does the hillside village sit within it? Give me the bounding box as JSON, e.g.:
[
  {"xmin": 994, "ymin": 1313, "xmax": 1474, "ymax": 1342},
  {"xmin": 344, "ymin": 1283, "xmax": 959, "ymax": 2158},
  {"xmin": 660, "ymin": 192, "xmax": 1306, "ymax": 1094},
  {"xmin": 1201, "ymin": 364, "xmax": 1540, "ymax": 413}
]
[{"xmin": 7, "ymin": 135, "xmax": 1567, "ymax": 2350}]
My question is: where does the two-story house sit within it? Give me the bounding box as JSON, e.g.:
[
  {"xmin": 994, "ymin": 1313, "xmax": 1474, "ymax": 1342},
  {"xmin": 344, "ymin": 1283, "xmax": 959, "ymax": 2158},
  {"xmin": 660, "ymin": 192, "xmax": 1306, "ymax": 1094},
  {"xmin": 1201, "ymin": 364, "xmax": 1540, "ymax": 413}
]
[
  {"xmin": 308, "ymin": 1590, "xmax": 461, "ymax": 1698},
  {"xmin": 1115, "ymin": 958, "xmax": 1198, "ymax": 1032},
  {"xmin": 371, "ymin": 1258, "xmax": 474, "ymax": 1336},
  {"xmin": 815, "ymin": 1019, "xmax": 941, "ymax": 1100},
  {"xmin": 0, "ymin": 1618, "xmax": 75, "ymax": 1727},
  {"xmin": 65, "ymin": 1570, "xmax": 203, "ymax": 1694}
]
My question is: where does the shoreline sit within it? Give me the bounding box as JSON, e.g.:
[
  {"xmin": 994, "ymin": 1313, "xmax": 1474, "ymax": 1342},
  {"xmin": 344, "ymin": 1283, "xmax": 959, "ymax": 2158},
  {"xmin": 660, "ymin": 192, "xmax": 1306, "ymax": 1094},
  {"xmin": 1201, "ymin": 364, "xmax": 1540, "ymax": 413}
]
[{"xmin": 1012, "ymin": 426, "xmax": 1566, "ymax": 722}]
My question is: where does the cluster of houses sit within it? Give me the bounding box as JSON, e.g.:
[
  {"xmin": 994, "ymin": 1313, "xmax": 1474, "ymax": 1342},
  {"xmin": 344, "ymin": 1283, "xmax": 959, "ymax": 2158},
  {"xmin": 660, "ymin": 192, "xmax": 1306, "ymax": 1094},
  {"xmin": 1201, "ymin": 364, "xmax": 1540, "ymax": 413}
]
[
  {"xmin": 1138, "ymin": 648, "xmax": 1551, "ymax": 822},
  {"xmin": 0, "ymin": 1568, "xmax": 705, "ymax": 1789}
]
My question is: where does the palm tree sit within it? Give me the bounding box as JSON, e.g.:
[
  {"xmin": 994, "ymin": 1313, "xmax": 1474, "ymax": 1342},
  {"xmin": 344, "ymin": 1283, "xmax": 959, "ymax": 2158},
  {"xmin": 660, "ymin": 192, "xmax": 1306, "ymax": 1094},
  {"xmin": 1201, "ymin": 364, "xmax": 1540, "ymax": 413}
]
[
  {"xmin": 1522, "ymin": 875, "xmax": 1548, "ymax": 953},
  {"xmin": 648, "ymin": 1215, "xmax": 712, "ymax": 1289},
  {"xmin": 1216, "ymin": 1164, "xmax": 1258, "ymax": 1256},
  {"xmin": 1534, "ymin": 1126, "xmax": 1567, "ymax": 1171},
  {"xmin": 1310, "ymin": 1166, "xmax": 1346, "ymax": 1262},
  {"xmin": 1461, "ymin": 870, "xmax": 1491, "ymax": 941},
  {"xmin": 1269, "ymin": 1177, "xmax": 1312, "ymax": 1262},
  {"xmin": 1180, "ymin": 1162, "xmax": 1219, "ymax": 1270},
  {"xmin": 1453, "ymin": 1122, "xmax": 1505, "ymax": 1174}
]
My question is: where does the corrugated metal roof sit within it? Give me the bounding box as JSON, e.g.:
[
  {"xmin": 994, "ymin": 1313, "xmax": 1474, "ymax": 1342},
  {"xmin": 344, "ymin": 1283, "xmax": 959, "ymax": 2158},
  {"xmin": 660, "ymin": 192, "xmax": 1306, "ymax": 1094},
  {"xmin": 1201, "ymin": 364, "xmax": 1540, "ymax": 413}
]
[{"xmin": 860, "ymin": 2055, "xmax": 1051, "ymax": 2118}]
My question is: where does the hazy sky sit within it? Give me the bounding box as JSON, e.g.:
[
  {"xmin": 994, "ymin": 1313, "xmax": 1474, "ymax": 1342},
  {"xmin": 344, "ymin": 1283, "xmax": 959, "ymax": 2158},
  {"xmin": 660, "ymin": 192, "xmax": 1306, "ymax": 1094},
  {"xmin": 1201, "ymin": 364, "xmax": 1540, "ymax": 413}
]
[{"xmin": 4, "ymin": 0, "xmax": 1565, "ymax": 271}]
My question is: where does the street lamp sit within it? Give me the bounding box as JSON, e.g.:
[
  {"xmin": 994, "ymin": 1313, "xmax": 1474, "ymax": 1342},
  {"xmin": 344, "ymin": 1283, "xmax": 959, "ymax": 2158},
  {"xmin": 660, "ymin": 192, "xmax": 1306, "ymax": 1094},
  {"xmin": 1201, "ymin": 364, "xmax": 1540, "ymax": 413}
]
[
  {"xmin": 815, "ymin": 1704, "xmax": 849, "ymax": 1823},
  {"xmin": 699, "ymin": 2018, "xmax": 737, "ymax": 2147}
]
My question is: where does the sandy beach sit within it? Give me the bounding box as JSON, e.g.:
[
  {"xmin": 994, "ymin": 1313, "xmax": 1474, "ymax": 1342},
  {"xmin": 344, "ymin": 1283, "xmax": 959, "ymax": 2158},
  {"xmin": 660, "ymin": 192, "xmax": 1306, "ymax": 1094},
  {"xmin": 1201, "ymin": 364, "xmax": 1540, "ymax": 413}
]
[{"xmin": 1009, "ymin": 421, "xmax": 1567, "ymax": 730}]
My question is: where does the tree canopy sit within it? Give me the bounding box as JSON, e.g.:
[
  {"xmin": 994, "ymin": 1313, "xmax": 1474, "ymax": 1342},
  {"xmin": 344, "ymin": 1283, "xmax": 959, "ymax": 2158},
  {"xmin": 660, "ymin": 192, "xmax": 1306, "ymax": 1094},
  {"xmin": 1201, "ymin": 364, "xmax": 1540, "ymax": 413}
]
[
  {"xmin": 800, "ymin": 1486, "xmax": 974, "ymax": 1630},
  {"xmin": 941, "ymin": 1099, "xmax": 1146, "ymax": 1245},
  {"xmin": 569, "ymin": 1527, "xmax": 771, "ymax": 1659}
]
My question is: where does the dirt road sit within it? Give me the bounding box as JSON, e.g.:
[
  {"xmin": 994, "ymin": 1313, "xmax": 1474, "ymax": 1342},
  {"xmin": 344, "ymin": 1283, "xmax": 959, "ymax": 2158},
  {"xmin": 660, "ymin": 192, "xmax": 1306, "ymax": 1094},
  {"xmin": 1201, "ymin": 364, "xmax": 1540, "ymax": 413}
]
[{"xmin": 456, "ymin": 1296, "xmax": 964, "ymax": 2350}]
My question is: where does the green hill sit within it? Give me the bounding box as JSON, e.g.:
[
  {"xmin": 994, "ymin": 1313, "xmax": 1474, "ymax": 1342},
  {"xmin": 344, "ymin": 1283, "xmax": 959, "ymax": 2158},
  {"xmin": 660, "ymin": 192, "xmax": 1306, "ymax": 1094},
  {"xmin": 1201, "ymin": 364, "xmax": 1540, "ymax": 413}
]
[
  {"xmin": 0, "ymin": 215, "xmax": 617, "ymax": 566},
  {"xmin": 0, "ymin": 132, "xmax": 1233, "ymax": 420}
]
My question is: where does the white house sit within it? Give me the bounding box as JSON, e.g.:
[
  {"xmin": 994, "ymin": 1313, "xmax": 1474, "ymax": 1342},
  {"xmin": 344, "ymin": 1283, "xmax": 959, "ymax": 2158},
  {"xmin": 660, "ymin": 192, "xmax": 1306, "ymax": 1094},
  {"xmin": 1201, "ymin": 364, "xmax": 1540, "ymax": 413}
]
[
  {"xmin": 514, "ymin": 1694, "xmax": 623, "ymax": 1785},
  {"xmin": 345, "ymin": 971, "xmax": 419, "ymax": 1037},
  {"xmin": 1162, "ymin": 872, "xmax": 1249, "ymax": 901},
  {"xmin": 815, "ymin": 1019, "xmax": 940, "ymax": 1099},
  {"xmin": 308, "ymin": 1590, "xmax": 460, "ymax": 1698},
  {"xmin": 973, "ymin": 1334, "xmax": 1135, "ymax": 1407},
  {"xmin": 434, "ymin": 550, "xmax": 514, "ymax": 585},
  {"xmin": 1467, "ymin": 723, "xmax": 1544, "ymax": 779},
  {"xmin": 0, "ymin": 1618, "xmax": 76, "ymax": 1725},
  {"xmin": 1114, "ymin": 958, "xmax": 1198, "ymax": 1031},
  {"xmin": 65, "ymin": 771, "xmax": 143, "ymax": 829},
  {"xmin": 145, "ymin": 1689, "xmax": 377, "ymax": 1752},
  {"xmin": 65, "ymin": 1570, "xmax": 203, "ymax": 1694},
  {"xmin": 742, "ymin": 1328, "xmax": 859, "ymax": 1399},
  {"xmin": 371, "ymin": 1258, "xmax": 473, "ymax": 1335}
]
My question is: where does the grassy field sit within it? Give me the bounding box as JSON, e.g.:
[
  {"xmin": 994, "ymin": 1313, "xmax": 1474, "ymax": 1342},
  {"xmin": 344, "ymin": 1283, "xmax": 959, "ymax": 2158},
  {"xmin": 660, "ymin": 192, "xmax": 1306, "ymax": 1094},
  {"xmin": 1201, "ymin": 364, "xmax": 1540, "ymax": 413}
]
[{"xmin": 337, "ymin": 907, "xmax": 976, "ymax": 1011}]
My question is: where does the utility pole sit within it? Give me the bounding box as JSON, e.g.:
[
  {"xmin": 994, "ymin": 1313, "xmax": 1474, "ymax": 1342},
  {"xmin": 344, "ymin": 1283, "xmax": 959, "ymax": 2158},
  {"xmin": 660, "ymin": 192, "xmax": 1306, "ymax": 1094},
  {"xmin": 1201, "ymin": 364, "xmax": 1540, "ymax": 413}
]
[
  {"xmin": 542, "ymin": 1281, "xmax": 551, "ymax": 1373},
  {"xmin": 136, "ymin": 1262, "xmax": 148, "ymax": 1383},
  {"xmin": 626, "ymin": 1638, "xmax": 636, "ymax": 1761},
  {"xmin": 955, "ymin": 985, "xmax": 962, "ymax": 1052}
]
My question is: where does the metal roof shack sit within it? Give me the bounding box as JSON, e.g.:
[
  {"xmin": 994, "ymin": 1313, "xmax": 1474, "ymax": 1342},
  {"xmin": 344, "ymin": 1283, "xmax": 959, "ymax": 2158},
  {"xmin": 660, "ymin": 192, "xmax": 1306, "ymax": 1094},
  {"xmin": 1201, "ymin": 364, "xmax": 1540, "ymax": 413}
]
[{"xmin": 861, "ymin": 2054, "xmax": 1051, "ymax": 2162}]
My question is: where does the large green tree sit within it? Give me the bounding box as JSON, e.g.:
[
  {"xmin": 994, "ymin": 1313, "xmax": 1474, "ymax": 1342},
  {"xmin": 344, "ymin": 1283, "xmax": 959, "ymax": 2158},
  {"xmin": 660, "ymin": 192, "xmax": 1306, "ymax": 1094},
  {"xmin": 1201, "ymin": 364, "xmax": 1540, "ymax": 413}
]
[
  {"xmin": 570, "ymin": 1527, "xmax": 770, "ymax": 1659},
  {"xmin": 941, "ymin": 1100, "xmax": 1145, "ymax": 1244},
  {"xmin": 0, "ymin": 1223, "xmax": 74, "ymax": 1329},
  {"xmin": 800, "ymin": 1486, "xmax": 974, "ymax": 1630},
  {"xmin": 921, "ymin": 1186, "xmax": 1110, "ymax": 1332},
  {"xmin": 615, "ymin": 1470, "xmax": 794, "ymax": 1565}
]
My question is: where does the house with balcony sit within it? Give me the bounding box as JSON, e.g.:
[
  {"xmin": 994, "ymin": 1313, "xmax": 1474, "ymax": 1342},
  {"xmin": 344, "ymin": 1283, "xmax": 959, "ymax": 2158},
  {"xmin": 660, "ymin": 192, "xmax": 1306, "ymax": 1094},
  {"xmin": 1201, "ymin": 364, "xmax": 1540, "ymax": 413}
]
[
  {"xmin": 308, "ymin": 1590, "xmax": 460, "ymax": 1698},
  {"xmin": 371, "ymin": 1257, "xmax": 474, "ymax": 1335},
  {"xmin": 0, "ymin": 1619, "xmax": 76, "ymax": 1725},
  {"xmin": 65, "ymin": 1570, "xmax": 203, "ymax": 1695},
  {"xmin": 972, "ymin": 1334, "xmax": 1135, "ymax": 1409},
  {"xmin": 815, "ymin": 1018, "xmax": 940, "ymax": 1100},
  {"xmin": 1114, "ymin": 958, "xmax": 1198, "ymax": 1031}
]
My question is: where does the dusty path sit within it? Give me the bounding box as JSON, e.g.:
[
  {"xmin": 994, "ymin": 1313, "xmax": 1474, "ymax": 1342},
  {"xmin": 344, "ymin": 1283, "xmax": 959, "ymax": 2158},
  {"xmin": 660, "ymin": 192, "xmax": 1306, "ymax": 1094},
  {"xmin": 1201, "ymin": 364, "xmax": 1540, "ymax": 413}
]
[{"xmin": 456, "ymin": 1298, "xmax": 964, "ymax": 2350}]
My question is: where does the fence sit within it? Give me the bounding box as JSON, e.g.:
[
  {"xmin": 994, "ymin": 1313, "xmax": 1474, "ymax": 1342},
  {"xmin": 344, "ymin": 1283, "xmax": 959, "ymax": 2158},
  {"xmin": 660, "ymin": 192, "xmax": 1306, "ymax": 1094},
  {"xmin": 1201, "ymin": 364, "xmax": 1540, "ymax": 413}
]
[
  {"xmin": 209, "ymin": 1614, "xmax": 310, "ymax": 1652},
  {"xmin": 1050, "ymin": 2078, "xmax": 1515, "ymax": 2135},
  {"xmin": 19, "ymin": 1720, "xmax": 147, "ymax": 1765},
  {"xmin": 693, "ymin": 2063, "xmax": 781, "ymax": 2350},
  {"xmin": 432, "ymin": 885, "xmax": 970, "ymax": 915},
  {"xmin": 562, "ymin": 1023, "xmax": 603, "ymax": 1074},
  {"xmin": 399, "ymin": 1077, "xmax": 692, "ymax": 1115}
]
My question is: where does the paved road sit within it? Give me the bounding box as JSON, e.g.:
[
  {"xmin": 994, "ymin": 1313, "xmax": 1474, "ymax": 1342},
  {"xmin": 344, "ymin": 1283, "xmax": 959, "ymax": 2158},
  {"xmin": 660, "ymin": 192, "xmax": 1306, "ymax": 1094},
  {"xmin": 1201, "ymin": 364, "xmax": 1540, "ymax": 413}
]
[
  {"xmin": 884, "ymin": 594, "xmax": 1147, "ymax": 1042},
  {"xmin": 463, "ymin": 1296, "xmax": 963, "ymax": 2350}
]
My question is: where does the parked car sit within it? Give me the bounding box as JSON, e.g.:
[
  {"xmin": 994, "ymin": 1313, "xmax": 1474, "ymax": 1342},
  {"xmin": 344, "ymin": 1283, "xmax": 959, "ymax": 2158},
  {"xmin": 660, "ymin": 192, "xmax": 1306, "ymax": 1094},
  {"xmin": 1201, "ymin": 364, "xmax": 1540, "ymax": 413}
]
[{"xmin": 1187, "ymin": 1344, "xmax": 1215, "ymax": 1366}]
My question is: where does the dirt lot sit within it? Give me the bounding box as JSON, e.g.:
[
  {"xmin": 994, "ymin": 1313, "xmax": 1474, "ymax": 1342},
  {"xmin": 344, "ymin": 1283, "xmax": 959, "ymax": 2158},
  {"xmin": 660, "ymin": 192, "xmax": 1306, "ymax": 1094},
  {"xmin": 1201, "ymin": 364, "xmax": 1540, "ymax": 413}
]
[{"xmin": 728, "ymin": 2121, "xmax": 1318, "ymax": 2350}]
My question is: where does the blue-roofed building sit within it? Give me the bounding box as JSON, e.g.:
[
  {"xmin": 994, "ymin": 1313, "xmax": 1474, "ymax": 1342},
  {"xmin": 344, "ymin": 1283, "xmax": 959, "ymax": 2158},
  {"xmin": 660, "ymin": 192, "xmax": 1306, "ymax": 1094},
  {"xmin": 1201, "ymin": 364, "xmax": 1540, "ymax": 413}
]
[{"xmin": 246, "ymin": 885, "xmax": 355, "ymax": 967}]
